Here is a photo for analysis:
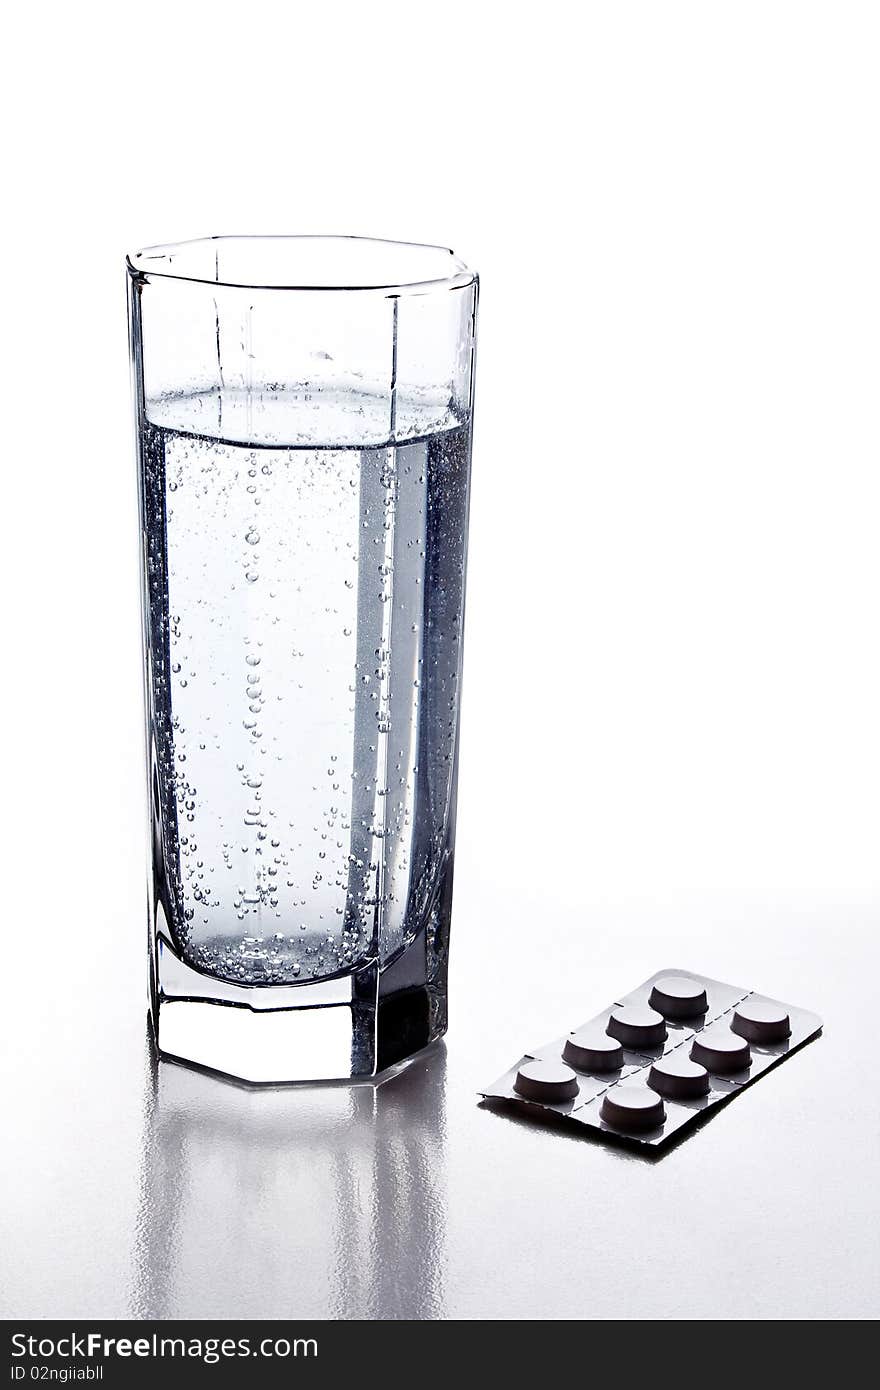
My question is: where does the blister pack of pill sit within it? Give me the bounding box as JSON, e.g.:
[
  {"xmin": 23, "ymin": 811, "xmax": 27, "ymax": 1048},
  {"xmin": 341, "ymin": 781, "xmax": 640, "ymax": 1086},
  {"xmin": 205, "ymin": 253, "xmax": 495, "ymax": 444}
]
[{"xmin": 479, "ymin": 969, "xmax": 822, "ymax": 1151}]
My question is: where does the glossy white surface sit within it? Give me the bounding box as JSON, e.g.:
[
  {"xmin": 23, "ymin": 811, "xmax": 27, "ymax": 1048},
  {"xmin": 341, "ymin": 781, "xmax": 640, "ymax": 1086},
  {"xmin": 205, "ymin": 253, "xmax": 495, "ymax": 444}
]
[{"xmin": 2, "ymin": 893, "xmax": 877, "ymax": 1319}]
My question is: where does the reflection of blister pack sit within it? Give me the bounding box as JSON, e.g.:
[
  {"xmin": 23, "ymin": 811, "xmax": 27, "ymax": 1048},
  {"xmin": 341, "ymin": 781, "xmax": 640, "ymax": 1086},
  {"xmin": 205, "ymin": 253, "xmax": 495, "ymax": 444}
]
[{"xmin": 479, "ymin": 970, "xmax": 823, "ymax": 1152}]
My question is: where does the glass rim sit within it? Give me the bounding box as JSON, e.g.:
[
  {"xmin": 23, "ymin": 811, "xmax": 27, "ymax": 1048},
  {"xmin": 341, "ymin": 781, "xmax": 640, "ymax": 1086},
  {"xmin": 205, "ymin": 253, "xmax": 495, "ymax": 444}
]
[{"xmin": 126, "ymin": 234, "xmax": 477, "ymax": 295}]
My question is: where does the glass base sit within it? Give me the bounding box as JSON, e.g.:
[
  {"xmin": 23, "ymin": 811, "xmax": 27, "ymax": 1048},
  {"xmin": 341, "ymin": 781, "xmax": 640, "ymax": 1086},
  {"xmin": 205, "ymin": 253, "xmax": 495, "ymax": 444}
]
[{"xmin": 151, "ymin": 934, "xmax": 448, "ymax": 1085}]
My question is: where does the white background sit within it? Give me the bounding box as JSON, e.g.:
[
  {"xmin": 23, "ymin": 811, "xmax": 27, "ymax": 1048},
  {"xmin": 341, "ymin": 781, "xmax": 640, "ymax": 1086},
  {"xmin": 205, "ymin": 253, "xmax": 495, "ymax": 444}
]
[{"xmin": 2, "ymin": 1, "xmax": 879, "ymax": 1320}]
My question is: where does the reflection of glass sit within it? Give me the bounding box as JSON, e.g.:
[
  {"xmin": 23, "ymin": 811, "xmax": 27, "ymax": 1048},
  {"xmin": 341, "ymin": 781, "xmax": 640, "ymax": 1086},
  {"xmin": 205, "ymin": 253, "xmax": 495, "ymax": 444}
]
[
  {"xmin": 128, "ymin": 236, "xmax": 478, "ymax": 1082},
  {"xmin": 131, "ymin": 1036, "xmax": 448, "ymax": 1319}
]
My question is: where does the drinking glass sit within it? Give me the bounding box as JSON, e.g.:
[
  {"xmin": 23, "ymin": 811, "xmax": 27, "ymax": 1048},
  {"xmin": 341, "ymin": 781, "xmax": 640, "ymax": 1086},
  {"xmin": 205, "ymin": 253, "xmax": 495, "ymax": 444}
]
[{"xmin": 128, "ymin": 236, "xmax": 478, "ymax": 1082}]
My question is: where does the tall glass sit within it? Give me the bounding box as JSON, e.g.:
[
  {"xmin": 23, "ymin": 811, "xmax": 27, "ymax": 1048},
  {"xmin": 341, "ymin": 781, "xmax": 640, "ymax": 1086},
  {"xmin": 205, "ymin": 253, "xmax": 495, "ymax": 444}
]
[{"xmin": 128, "ymin": 236, "xmax": 478, "ymax": 1083}]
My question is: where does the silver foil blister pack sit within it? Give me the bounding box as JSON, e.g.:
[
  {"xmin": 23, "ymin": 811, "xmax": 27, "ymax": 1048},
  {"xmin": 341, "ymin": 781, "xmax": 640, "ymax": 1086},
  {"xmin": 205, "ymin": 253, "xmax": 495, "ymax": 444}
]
[{"xmin": 479, "ymin": 969, "xmax": 822, "ymax": 1151}]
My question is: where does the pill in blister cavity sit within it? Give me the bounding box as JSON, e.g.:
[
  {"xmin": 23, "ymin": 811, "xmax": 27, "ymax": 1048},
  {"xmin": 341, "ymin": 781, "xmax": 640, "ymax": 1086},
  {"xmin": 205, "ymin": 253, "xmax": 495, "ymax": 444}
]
[
  {"xmin": 690, "ymin": 1027, "xmax": 751, "ymax": 1073},
  {"xmin": 648, "ymin": 1052, "xmax": 710, "ymax": 1100},
  {"xmin": 606, "ymin": 1004, "xmax": 667, "ymax": 1049},
  {"xmin": 731, "ymin": 999, "xmax": 791, "ymax": 1044},
  {"xmin": 600, "ymin": 1085, "xmax": 665, "ymax": 1130},
  {"xmin": 562, "ymin": 1026, "xmax": 624, "ymax": 1073},
  {"xmin": 514, "ymin": 1058, "xmax": 579, "ymax": 1103},
  {"xmin": 648, "ymin": 974, "xmax": 708, "ymax": 1020}
]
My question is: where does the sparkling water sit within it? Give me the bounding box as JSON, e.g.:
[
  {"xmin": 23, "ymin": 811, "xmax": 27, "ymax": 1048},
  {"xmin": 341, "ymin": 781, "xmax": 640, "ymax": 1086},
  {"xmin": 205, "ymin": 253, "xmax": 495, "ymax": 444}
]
[{"xmin": 140, "ymin": 390, "xmax": 470, "ymax": 986}]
